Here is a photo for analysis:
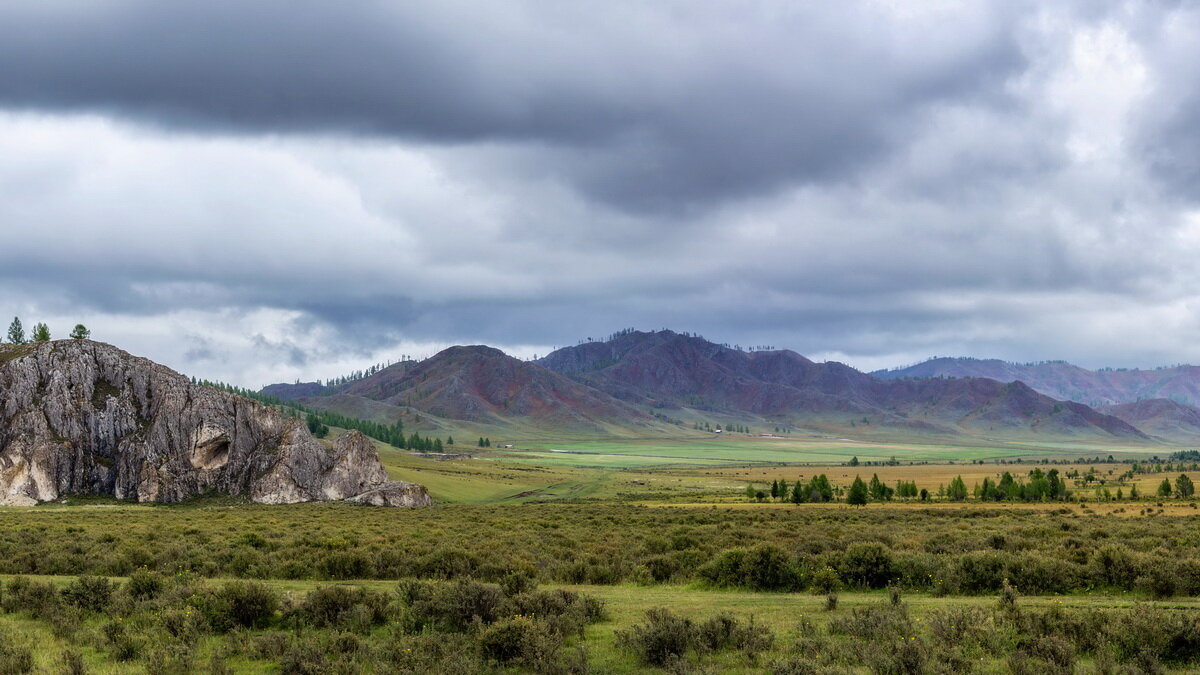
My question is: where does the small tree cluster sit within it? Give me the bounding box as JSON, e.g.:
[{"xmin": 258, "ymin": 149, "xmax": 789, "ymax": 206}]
[{"xmin": 4, "ymin": 317, "xmax": 91, "ymax": 344}]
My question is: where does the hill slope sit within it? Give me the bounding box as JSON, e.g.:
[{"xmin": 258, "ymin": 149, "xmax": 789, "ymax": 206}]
[
  {"xmin": 1098, "ymin": 399, "xmax": 1200, "ymax": 441},
  {"xmin": 538, "ymin": 331, "xmax": 1147, "ymax": 440},
  {"xmin": 280, "ymin": 345, "xmax": 660, "ymax": 435}
]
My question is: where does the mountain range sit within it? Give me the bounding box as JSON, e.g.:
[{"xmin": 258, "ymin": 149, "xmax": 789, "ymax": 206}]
[
  {"xmin": 876, "ymin": 357, "xmax": 1200, "ymax": 440},
  {"xmin": 263, "ymin": 330, "xmax": 1157, "ymax": 442}
]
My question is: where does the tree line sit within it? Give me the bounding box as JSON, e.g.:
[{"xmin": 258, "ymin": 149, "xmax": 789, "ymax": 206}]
[
  {"xmin": 748, "ymin": 467, "xmax": 1200, "ymax": 505},
  {"xmin": 195, "ymin": 379, "xmax": 452, "ymax": 452}
]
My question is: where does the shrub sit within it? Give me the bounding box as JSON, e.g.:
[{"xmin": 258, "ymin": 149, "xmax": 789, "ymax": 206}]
[
  {"xmin": 926, "ymin": 606, "xmax": 998, "ymax": 652},
  {"xmin": 695, "ymin": 614, "xmax": 774, "ymax": 656},
  {"xmin": 0, "ymin": 629, "xmax": 33, "ymax": 675},
  {"xmin": 378, "ymin": 631, "xmax": 487, "ymax": 674},
  {"xmin": 955, "ymin": 551, "xmax": 1008, "ymax": 593},
  {"xmin": 502, "ymin": 588, "xmax": 606, "ymax": 637},
  {"xmin": 698, "ymin": 545, "xmax": 798, "ymax": 591},
  {"xmin": 1108, "ymin": 604, "xmax": 1200, "ymax": 665},
  {"xmin": 807, "ymin": 565, "xmax": 841, "ymax": 593},
  {"xmin": 58, "ymin": 650, "xmax": 86, "ymax": 675},
  {"xmin": 769, "ymin": 655, "xmax": 841, "ymax": 674},
  {"xmin": 321, "ymin": 551, "xmax": 374, "ymax": 580},
  {"xmin": 61, "ymin": 575, "xmax": 115, "ymax": 613},
  {"xmin": 1004, "ymin": 554, "xmax": 1080, "ymax": 595},
  {"xmin": 1, "ymin": 577, "xmax": 60, "ymax": 620},
  {"xmin": 197, "ymin": 581, "xmax": 279, "ymax": 631},
  {"xmin": 400, "ymin": 579, "xmax": 504, "ymax": 632},
  {"xmin": 838, "ymin": 543, "xmax": 894, "ymax": 589},
  {"xmin": 644, "ymin": 555, "xmax": 680, "ymax": 583},
  {"xmin": 102, "ymin": 621, "xmax": 140, "ymax": 662},
  {"xmin": 293, "ymin": 585, "xmax": 391, "ymax": 630},
  {"xmin": 1089, "ymin": 545, "xmax": 1142, "ymax": 590},
  {"xmin": 1135, "ymin": 566, "xmax": 1179, "ymax": 600},
  {"xmin": 499, "ymin": 571, "xmax": 537, "ymax": 596},
  {"xmin": 127, "ymin": 569, "xmax": 163, "ymax": 600},
  {"xmin": 828, "ymin": 604, "xmax": 912, "ymax": 642},
  {"xmin": 478, "ymin": 615, "xmax": 564, "ymax": 668},
  {"xmin": 863, "ymin": 634, "xmax": 930, "ymax": 675},
  {"xmin": 616, "ymin": 608, "xmax": 697, "ymax": 667},
  {"xmin": 415, "ymin": 548, "xmax": 481, "ymax": 580}
]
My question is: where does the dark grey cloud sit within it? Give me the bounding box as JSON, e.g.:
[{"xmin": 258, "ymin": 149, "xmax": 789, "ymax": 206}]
[
  {"xmin": 0, "ymin": 0, "xmax": 1030, "ymax": 211},
  {"xmin": 2, "ymin": 1, "xmax": 1200, "ymax": 385}
]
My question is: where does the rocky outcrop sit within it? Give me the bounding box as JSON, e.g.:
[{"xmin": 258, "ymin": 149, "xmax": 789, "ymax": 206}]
[
  {"xmin": 0, "ymin": 340, "xmax": 431, "ymax": 506},
  {"xmin": 345, "ymin": 481, "xmax": 434, "ymax": 507}
]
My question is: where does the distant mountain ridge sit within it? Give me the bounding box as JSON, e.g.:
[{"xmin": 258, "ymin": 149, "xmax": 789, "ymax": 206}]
[
  {"xmin": 264, "ymin": 344, "xmax": 659, "ymax": 435},
  {"xmin": 261, "ymin": 330, "xmax": 1152, "ymax": 441},
  {"xmin": 536, "ymin": 331, "xmax": 1145, "ymax": 440},
  {"xmin": 1098, "ymin": 399, "xmax": 1200, "ymax": 441},
  {"xmin": 874, "ymin": 357, "xmax": 1200, "ymax": 408}
]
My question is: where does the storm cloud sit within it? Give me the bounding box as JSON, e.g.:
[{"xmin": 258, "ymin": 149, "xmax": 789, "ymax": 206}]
[{"xmin": 1, "ymin": 0, "xmax": 1199, "ymax": 385}]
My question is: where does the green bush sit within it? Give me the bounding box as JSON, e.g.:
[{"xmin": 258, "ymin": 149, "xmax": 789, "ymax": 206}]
[
  {"xmin": 616, "ymin": 607, "xmax": 696, "ymax": 667},
  {"xmin": 127, "ymin": 569, "xmax": 163, "ymax": 600},
  {"xmin": 0, "ymin": 629, "xmax": 33, "ymax": 675},
  {"xmin": 502, "ymin": 588, "xmax": 606, "ymax": 637},
  {"xmin": 478, "ymin": 615, "xmax": 563, "ymax": 668},
  {"xmin": 828, "ymin": 604, "xmax": 912, "ymax": 642},
  {"xmin": 838, "ymin": 543, "xmax": 895, "ymax": 589},
  {"xmin": 696, "ymin": 614, "xmax": 775, "ymax": 656},
  {"xmin": 293, "ymin": 585, "xmax": 391, "ymax": 630},
  {"xmin": 698, "ymin": 544, "xmax": 799, "ymax": 591},
  {"xmin": 400, "ymin": 579, "xmax": 504, "ymax": 633},
  {"xmin": 197, "ymin": 581, "xmax": 279, "ymax": 631},
  {"xmin": 61, "ymin": 575, "xmax": 115, "ymax": 613},
  {"xmin": 1, "ymin": 577, "xmax": 61, "ymax": 620}
]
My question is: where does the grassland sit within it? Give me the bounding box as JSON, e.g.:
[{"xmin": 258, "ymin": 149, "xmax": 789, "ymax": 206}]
[
  {"xmin": 503, "ymin": 435, "xmax": 1163, "ymax": 468},
  {"xmin": 4, "ymin": 574, "xmax": 1200, "ymax": 673},
  {"xmin": 1, "ymin": 431, "xmax": 1197, "ymax": 672}
]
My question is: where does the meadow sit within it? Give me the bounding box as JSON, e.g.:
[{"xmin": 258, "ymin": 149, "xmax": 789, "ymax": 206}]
[{"xmin": 1, "ymin": 433, "xmax": 1198, "ymax": 672}]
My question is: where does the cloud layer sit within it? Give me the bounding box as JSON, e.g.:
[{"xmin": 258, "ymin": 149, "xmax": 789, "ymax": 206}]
[{"xmin": 2, "ymin": 0, "xmax": 1199, "ymax": 384}]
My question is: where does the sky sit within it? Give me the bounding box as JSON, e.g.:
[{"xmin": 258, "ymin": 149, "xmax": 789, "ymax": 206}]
[{"xmin": 2, "ymin": 0, "xmax": 1200, "ymax": 387}]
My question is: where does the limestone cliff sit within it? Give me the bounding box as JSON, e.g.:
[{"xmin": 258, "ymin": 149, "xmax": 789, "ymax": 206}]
[{"xmin": 0, "ymin": 340, "xmax": 431, "ymax": 506}]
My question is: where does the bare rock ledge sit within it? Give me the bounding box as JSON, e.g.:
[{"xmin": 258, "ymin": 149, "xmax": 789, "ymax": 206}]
[{"xmin": 0, "ymin": 340, "xmax": 431, "ymax": 506}]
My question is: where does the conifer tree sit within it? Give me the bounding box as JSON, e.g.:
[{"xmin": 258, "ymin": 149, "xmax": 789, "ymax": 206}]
[
  {"xmin": 947, "ymin": 476, "xmax": 968, "ymax": 501},
  {"xmin": 847, "ymin": 476, "xmax": 868, "ymax": 506},
  {"xmin": 31, "ymin": 322, "xmax": 50, "ymax": 342},
  {"xmin": 6, "ymin": 317, "xmax": 25, "ymax": 345},
  {"xmin": 1158, "ymin": 478, "xmax": 1173, "ymax": 497},
  {"xmin": 1176, "ymin": 474, "xmax": 1195, "ymax": 498},
  {"xmin": 70, "ymin": 324, "xmax": 90, "ymax": 340}
]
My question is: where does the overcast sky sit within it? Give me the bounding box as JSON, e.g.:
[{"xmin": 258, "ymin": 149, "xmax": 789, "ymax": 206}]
[{"xmin": 2, "ymin": 1, "xmax": 1200, "ymax": 386}]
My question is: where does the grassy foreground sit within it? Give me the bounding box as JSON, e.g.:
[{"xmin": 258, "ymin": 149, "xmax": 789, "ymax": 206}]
[
  {"xmin": 1, "ymin": 432, "xmax": 1197, "ymax": 672},
  {"xmin": 2, "ymin": 574, "xmax": 1199, "ymax": 673}
]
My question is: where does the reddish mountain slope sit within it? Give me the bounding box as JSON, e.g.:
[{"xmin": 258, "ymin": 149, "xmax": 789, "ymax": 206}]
[
  {"xmin": 293, "ymin": 345, "xmax": 655, "ymax": 433},
  {"xmin": 1098, "ymin": 399, "xmax": 1200, "ymax": 440},
  {"xmin": 538, "ymin": 331, "xmax": 1147, "ymax": 439}
]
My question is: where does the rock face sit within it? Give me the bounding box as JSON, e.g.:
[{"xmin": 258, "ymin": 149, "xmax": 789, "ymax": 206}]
[{"xmin": 0, "ymin": 340, "xmax": 431, "ymax": 506}]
